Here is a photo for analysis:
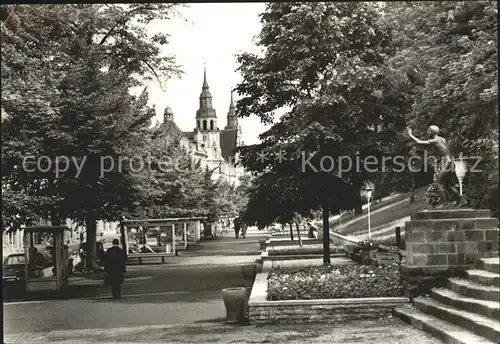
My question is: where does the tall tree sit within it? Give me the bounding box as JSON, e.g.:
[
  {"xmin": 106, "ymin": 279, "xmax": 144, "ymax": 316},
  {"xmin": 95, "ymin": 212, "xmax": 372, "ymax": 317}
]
[
  {"xmin": 1, "ymin": 4, "xmax": 183, "ymax": 268},
  {"xmin": 235, "ymin": 2, "xmax": 405, "ymax": 263},
  {"xmin": 381, "ymin": 1, "xmax": 498, "ymax": 210}
]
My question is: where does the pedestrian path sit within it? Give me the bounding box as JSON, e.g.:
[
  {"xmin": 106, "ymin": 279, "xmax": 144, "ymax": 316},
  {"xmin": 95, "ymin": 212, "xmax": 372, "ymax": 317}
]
[
  {"xmin": 69, "ymin": 275, "xmax": 154, "ymax": 286},
  {"xmin": 4, "ymin": 319, "xmax": 443, "ymax": 343}
]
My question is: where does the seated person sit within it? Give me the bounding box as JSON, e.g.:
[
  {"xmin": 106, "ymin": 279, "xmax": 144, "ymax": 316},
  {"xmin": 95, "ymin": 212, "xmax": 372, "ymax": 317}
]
[{"xmin": 28, "ymin": 247, "xmax": 46, "ymax": 277}]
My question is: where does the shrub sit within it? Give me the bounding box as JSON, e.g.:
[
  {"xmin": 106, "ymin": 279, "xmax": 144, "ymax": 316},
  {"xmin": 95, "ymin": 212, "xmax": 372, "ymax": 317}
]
[
  {"xmin": 267, "ymin": 244, "xmax": 344, "ymax": 256},
  {"xmin": 267, "ymin": 264, "xmax": 405, "ymax": 300},
  {"xmin": 374, "ymin": 239, "xmax": 407, "ymax": 251}
]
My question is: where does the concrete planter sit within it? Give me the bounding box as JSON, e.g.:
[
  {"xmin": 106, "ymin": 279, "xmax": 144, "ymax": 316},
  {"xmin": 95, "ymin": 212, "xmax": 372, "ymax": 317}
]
[
  {"xmin": 222, "ymin": 287, "xmax": 248, "ymax": 324},
  {"xmin": 243, "ymin": 286, "xmax": 252, "ymax": 323},
  {"xmin": 266, "ymin": 239, "xmax": 323, "ymax": 247},
  {"xmin": 241, "ymin": 264, "xmax": 257, "ymax": 279},
  {"xmin": 248, "ymin": 261, "xmax": 409, "ymax": 324},
  {"xmin": 259, "ymin": 239, "xmax": 267, "ymax": 250},
  {"xmin": 263, "ymin": 253, "xmax": 346, "ymax": 261}
]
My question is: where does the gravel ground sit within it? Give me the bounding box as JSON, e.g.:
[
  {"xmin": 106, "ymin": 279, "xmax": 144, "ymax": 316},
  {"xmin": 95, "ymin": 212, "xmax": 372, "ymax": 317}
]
[{"xmin": 5, "ymin": 318, "xmax": 443, "ymax": 344}]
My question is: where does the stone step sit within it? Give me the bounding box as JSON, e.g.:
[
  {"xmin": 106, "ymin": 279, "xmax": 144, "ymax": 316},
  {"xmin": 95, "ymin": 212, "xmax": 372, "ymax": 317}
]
[
  {"xmin": 448, "ymin": 278, "xmax": 500, "ymax": 303},
  {"xmin": 466, "ymin": 269, "xmax": 500, "ymax": 288},
  {"xmin": 431, "ymin": 288, "xmax": 500, "ymax": 320},
  {"xmin": 406, "ymin": 218, "xmax": 498, "ymax": 232},
  {"xmin": 394, "ymin": 305, "xmax": 496, "ymax": 344},
  {"xmin": 413, "ymin": 297, "xmax": 500, "ymax": 343},
  {"xmin": 411, "ymin": 209, "xmax": 491, "ymax": 221},
  {"xmin": 476, "ymin": 258, "xmax": 500, "ymax": 274}
]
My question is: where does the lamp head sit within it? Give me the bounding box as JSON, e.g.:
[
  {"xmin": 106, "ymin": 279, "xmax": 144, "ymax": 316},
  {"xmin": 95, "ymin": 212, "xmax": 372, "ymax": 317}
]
[
  {"xmin": 454, "ymin": 159, "xmax": 468, "ymax": 180},
  {"xmin": 364, "ymin": 187, "xmax": 373, "ymax": 199}
]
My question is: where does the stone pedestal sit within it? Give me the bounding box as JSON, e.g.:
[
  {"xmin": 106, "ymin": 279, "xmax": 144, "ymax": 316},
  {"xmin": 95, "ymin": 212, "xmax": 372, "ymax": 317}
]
[{"xmin": 401, "ymin": 209, "xmax": 499, "ymax": 298}]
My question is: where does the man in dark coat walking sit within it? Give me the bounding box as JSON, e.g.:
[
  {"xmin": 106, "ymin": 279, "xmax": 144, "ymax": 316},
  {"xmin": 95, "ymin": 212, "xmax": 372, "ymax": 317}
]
[
  {"xmin": 233, "ymin": 217, "xmax": 241, "ymax": 239},
  {"xmin": 104, "ymin": 239, "xmax": 126, "ymax": 299}
]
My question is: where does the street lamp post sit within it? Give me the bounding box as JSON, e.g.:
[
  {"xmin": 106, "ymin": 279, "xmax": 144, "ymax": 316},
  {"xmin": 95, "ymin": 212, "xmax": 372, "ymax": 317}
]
[
  {"xmin": 454, "ymin": 159, "xmax": 468, "ymax": 196},
  {"xmin": 366, "ymin": 187, "xmax": 373, "ymax": 240}
]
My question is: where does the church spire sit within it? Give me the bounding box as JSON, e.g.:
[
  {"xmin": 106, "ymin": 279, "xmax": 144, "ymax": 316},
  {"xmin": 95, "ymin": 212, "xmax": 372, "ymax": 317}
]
[
  {"xmin": 203, "ymin": 63, "xmax": 208, "ymax": 89},
  {"xmin": 199, "ymin": 64, "xmax": 213, "ymax": 102},
  {"xmin": 225, "ymin": 89, "xmax": 238, "ymax": 130},
  {"xmin": 196, "ymin": 65, "xmax": 217, "ymax": 128},
  {"xmin": 229, "ymin": 91, "xmax": 235, "ymax": 109}
]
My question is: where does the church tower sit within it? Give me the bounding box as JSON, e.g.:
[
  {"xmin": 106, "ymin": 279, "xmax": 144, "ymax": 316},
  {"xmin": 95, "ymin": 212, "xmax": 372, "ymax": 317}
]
[
  {"xmin": 164, "ymin": 106, "xmax": 174, "ymax": 122},
  {"xmin": 196, "ymin": 65, "xmax": 218, "ymax": 131},
  {"xmin": 195, "ymin": 65, "xmax": 221, "ymax": 160},
  {"xmin": 225, "ymin": 91, "xmax": 238, "ymax": 130}
]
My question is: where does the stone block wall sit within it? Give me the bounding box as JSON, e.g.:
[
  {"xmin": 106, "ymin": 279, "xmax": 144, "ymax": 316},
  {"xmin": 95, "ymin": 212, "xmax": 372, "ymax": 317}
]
[
  {"xmin": 250, "ymin": 303, "xmax": 401, "ymax": 325},
  {"xmin": 405, "ymin": 209, "xmax": 498, "ymax": 268},
  {"xmin": 401, "ymin": 209, "xmax": 499, "ymax": 297}
]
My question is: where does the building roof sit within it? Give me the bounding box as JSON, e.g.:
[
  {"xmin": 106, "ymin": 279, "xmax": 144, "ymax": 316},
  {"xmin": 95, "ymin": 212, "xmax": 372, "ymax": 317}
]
[
  {"xmin": 160, "ymin": 119, "xmax": 183, "ymax": 136},
  {"xmin": 182, "ymin": 131, "xmax": 195, "ymax": 141},
  {"xmin": 23, "ymin": 226, "xmax": 69, "ymax": 233},
  {"xmin": 220, "ymin": 129, "xmax": 238, "ymax": 161}
]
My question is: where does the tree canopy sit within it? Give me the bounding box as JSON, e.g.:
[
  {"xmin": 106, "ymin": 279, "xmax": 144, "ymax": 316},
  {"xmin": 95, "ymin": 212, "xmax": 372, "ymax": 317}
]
[{"xmin": 235, "ymin": 1, "xmax": 499, "ymax": 253}]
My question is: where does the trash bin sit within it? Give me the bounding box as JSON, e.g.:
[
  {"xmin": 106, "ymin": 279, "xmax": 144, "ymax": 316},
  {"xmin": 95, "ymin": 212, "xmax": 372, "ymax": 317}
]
[{"xmin": 222, "ymin": 287, "xmax": 247, "ymax": 324}]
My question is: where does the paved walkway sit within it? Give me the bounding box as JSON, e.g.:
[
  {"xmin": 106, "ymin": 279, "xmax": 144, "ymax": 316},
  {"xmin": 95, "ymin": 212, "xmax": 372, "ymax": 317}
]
[
  {"xmin": 5, "ymin": 318, "xmax": 443, "ymax": 343},
  {"xmin": 3, "ymin": 231, "xmax": 266, "ymax": 336},
  {"xmin": 2, "ymin": 227, "xmax": 444, "ymax": 344}
]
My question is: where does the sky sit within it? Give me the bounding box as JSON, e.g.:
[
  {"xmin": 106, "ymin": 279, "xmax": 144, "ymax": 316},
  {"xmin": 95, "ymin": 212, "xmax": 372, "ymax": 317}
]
[{"xmin": 141, "ymin": 3, "xmax": 270, "ymax": 145}]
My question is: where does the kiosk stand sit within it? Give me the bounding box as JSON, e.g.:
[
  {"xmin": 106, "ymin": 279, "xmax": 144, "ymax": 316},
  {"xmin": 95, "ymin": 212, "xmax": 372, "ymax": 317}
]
[{"xmin": 23, "ymin": 226, "xmax": 71, "ymax": 293}]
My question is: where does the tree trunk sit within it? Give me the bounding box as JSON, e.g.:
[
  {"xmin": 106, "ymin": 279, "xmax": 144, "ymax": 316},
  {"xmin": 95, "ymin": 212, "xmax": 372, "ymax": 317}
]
[
  {"xmin": 120, "ymin": 222, "xmax": 127, "ymax": 256},
  {"xmin": 410, "ymin": 173, "xmax": 416, "ymax": 203},
  {"xmin": 51, "ymin": 215, "xmax": 61, "ymax": 226},
  {"xmin": 354, "ymin": 183, "xmax": 363, "ymax": 215},
  {"xmin": 295, "ymin": 222, "xmax": 303, "ymax": 247},
  {"xmin": 289, "ymin": 222, "xmax": 294, "ymax": 241},
  {"xmin": 85, "ymin": 216, "xmax": 99, "ymax": 270},
  {"xmin": 322, "ymin": 196, "xmax": 331, "ymax": 265},
  {"xmin": 375, "ymin": 172, "xmax": 383, "ymax": 203}
]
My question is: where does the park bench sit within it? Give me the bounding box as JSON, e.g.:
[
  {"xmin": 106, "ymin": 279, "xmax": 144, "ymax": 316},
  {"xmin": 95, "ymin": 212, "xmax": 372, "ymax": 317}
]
[{"xmin": 126, "ymin": 252, "xmax": 174, "ymax": 265}]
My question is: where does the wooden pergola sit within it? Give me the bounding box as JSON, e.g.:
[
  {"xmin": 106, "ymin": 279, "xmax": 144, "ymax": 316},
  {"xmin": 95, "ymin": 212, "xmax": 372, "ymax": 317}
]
[{"xmin": 119, "ymin": 217, "xmax": 207, "ymax": 261}]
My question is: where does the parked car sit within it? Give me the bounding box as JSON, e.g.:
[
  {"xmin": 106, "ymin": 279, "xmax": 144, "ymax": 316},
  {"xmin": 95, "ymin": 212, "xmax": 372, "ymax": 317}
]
[{"xmin": 2, "ymin": 253, "xmax": 26, "ymax": 283}]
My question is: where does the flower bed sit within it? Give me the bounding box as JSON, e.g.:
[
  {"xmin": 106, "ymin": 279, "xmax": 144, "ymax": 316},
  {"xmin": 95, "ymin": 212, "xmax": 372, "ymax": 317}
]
[
  {"xmin": 267, "ymin": 244, "xmax": 344, "ymax": 256},
  {"xmin": 267, "ymin": 264, "xmax": 404, "ymax": 300}
]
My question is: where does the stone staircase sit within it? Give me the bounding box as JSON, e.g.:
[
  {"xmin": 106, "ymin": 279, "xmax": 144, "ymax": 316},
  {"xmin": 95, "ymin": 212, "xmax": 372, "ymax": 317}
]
[{"xmin": 395, "ymin": 257, "xmax": 500, "ymax": 344}]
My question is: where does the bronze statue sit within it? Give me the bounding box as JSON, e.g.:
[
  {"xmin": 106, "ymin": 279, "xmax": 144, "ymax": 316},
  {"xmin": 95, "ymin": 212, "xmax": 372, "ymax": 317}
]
[{"xmin": 407, "ymin": 125, "xmax": 466, "ymax": 208}]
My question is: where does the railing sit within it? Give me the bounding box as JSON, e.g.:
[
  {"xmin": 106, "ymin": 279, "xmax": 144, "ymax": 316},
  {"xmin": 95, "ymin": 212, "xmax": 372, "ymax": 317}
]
[{"xmin": 305, "ymin": 220, "xmax": 405, "ymax": 264}]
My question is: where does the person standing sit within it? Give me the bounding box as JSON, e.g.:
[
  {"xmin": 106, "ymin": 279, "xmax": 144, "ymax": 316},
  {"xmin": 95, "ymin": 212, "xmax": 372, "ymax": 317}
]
[
  {"xmin": 234, "ymin": 217, "xmax": 241, "ymax": 239},
  {"xmin": 104, "ymin": 239, "xmax": 126, "ymax": 299}
]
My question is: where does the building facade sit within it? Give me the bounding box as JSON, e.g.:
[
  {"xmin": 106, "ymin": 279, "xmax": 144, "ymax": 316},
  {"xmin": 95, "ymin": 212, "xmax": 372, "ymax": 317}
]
[{"xmin": 158, "ymin": 67, "xmax": 245, "ymax": 186}]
